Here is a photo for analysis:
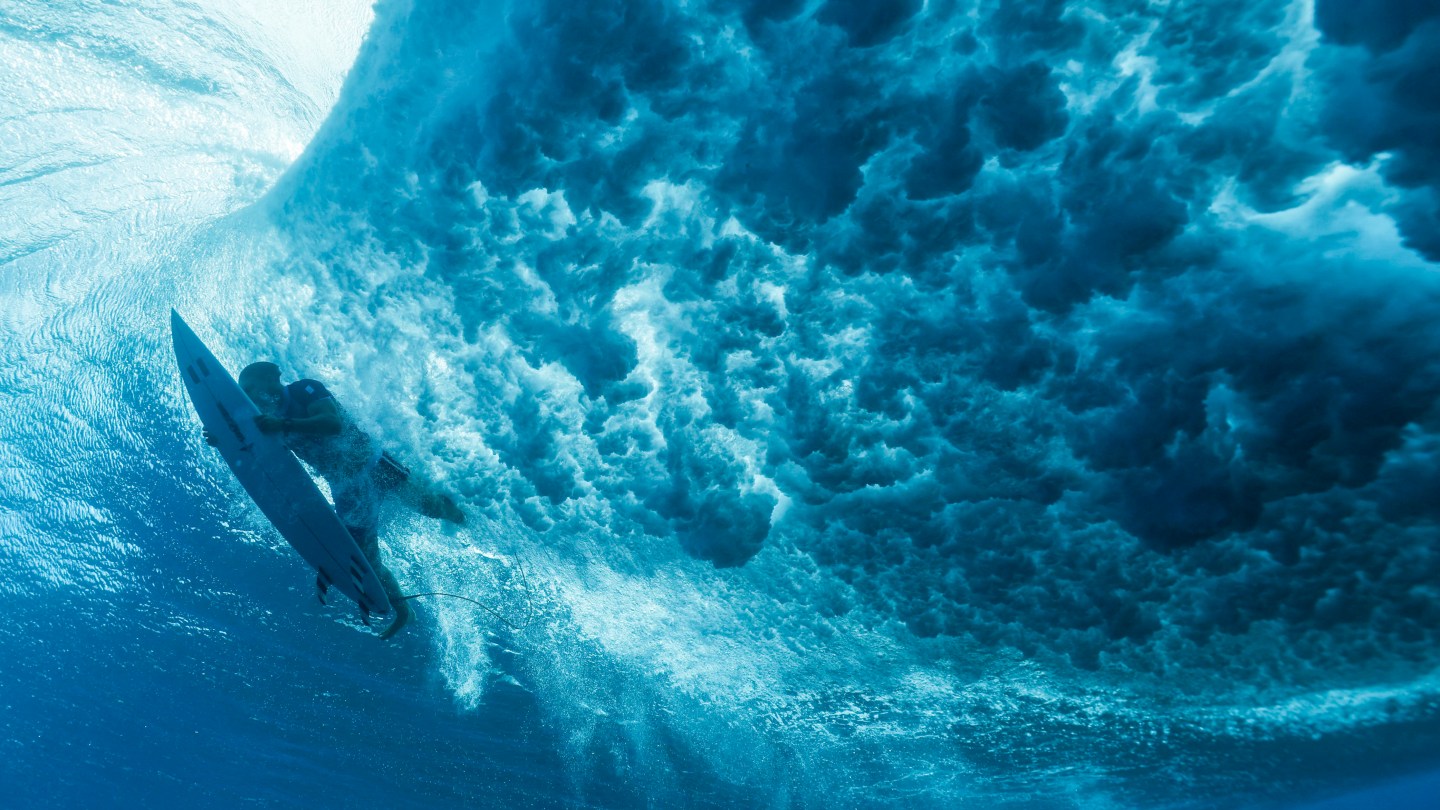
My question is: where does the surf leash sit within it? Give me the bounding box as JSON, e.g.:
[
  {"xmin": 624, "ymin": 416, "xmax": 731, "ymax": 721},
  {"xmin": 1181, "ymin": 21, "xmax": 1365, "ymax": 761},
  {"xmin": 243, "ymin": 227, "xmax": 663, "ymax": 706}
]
[{"xmin": 398, "ymin": 590, "xmax": 536, "ymax": 631}]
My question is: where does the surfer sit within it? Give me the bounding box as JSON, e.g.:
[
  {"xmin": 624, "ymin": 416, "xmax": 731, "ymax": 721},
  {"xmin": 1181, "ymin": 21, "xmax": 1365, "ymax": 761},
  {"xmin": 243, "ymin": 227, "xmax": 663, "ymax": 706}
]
[{"xmin": 206, "ymin": 361, "xmax": 466, "ymax": 639}]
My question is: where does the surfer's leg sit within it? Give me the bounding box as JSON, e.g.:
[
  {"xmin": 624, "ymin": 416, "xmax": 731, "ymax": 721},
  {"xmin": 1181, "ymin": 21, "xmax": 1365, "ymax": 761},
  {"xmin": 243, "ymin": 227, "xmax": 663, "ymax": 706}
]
[
  {"xmin": 334, "ymin": 473, "xmax": 410, "ymax": 638},
  {"xmin": 374, "ymin": 558, "xmax": 410, "ymax": 640},
  {"xmin": 346, "ymin": 523, "xmax": 410, "ymax": 640},
  {"xmin": 416, "ymin": 488, "xmax": 466, "ymax": 524},
  {"xmin": 376, "ymin": 452, "xmax": 466, "ymax": 525}
]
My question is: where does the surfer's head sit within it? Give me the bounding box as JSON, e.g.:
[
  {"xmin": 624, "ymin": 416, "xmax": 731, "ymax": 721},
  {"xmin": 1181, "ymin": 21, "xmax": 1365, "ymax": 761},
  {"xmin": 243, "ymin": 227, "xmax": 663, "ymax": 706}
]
[{"xmin": 239, "ymin": 362, "xmax": 285, "ymax": 414}]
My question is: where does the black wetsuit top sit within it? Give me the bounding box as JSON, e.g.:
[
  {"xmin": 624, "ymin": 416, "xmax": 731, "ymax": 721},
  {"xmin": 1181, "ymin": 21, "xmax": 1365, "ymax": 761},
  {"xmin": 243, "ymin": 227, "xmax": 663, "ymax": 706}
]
[{"xmin": 282, "ymin": 379, "xmax": 375, "ymax": 479}]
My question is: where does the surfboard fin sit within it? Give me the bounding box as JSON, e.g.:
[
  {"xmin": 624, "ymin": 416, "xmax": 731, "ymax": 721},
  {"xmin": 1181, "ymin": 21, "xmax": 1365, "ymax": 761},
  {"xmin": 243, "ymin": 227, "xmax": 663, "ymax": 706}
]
[
  {"xmin": 359, "ymin": 605, "xmax": 372, "ymax": 627},
  {"xmin": 316, "ymin": 575, "xmax": 329, "ymax": 605}
]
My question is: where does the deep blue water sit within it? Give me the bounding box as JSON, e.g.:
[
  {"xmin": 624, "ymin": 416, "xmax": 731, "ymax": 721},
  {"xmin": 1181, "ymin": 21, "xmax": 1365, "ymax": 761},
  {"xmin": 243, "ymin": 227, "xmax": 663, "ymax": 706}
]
[{"xmin": 5, "ymin": 1, "xmax": 1440, "ymax": 808}]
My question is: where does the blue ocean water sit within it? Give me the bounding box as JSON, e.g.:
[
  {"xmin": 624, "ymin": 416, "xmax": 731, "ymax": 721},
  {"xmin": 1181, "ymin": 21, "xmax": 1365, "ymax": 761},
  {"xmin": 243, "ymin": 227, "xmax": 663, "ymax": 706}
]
[{"xmin": 4, "ymin": 1, "xmax": 1440, "ymax": 808}]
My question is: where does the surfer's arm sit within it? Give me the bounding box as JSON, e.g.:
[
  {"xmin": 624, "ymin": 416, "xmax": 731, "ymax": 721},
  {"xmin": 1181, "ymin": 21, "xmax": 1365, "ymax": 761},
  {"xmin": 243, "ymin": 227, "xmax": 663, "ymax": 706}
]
[{"xmin": 255, "ymin": 399, "xmax": 342, "ymax": 436}]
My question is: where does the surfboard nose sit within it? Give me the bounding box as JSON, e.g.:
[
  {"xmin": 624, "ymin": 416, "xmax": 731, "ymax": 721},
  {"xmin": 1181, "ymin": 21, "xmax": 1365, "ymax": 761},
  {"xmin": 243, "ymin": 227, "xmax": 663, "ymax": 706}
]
[{"xmin": 170, "ymin": 309, "xmax": 195, "ymax": 344}]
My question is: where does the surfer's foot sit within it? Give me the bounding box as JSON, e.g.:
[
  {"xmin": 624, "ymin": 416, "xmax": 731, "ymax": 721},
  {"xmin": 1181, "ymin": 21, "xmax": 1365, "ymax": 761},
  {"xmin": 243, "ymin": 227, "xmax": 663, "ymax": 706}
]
[
  {"xmin": 419, "ymin": 492, "xmax": 466, "ymax": 525},
  {"xmin": 378, "ymin": 599, "xmax": 410, "ymax": 640}
]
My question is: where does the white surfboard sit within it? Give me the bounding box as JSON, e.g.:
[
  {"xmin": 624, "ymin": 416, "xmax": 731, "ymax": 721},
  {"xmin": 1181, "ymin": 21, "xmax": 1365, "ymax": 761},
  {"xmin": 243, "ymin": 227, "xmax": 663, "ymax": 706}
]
[{"xmin": 170, "ymin": 310, "xmax": 393, "ymax": 617}]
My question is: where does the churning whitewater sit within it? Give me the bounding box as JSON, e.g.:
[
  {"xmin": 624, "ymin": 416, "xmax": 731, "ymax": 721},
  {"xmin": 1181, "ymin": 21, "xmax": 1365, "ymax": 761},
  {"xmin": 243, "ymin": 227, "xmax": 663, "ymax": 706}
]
[{"xmin": 3, "ymin": 0, "xmax": 1440, "ymax": 808}]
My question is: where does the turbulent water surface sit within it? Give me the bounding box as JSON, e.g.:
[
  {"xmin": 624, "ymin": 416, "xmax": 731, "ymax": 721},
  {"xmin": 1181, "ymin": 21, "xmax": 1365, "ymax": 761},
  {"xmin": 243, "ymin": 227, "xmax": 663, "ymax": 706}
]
[{"xmin": 4, "ymin": 1, "xmax": 1440, "ymax": 807}]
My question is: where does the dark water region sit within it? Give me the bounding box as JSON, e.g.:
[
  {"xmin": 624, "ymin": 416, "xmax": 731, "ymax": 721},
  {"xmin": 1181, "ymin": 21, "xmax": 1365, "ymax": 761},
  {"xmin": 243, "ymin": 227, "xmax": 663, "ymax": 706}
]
[{"xmin": 1282, "ymin": 768, "xmax": 1440, "ymax": 810}]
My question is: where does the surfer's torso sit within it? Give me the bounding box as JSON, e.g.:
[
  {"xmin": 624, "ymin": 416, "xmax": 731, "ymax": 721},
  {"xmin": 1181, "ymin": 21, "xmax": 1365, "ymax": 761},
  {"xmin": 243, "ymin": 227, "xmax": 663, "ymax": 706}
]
[{"xmin": 282, "ymin": 379, "xmax": 375, "ymax": 478}]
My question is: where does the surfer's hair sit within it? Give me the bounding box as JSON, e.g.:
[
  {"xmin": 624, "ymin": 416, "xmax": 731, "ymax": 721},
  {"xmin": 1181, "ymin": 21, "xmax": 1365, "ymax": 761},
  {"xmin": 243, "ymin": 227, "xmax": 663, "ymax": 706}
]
[{"xmin": 238, "ymin": 362, "xmax": 282, "ymax": 385}]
